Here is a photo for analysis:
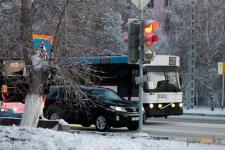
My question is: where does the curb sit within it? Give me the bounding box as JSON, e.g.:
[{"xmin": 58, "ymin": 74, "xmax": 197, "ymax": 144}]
[
  {"xmin": 184, "ymin": 113, "xmax": 225, "ymax": 117},
  {"xmin": 0, "ymin": 117, "xmax": 70, "ymax": 132},
  {"xmin": 70, "ymin": 130, "xmax": 172, "ymax": 140}
]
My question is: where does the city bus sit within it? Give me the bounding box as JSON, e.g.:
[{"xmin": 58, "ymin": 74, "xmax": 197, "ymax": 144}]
[
  {"xmin": 72, "ymin": 55, "xmax": 183, "ymax": 119},
  {"xmin": 0, "ymin": 58, "xmax": 27, "ymax": 118}
]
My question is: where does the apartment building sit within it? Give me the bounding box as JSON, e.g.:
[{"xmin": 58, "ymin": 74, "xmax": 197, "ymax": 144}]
[{"xmin": 147, "ymin": 0, "xmax": 179, "ymax": 10}]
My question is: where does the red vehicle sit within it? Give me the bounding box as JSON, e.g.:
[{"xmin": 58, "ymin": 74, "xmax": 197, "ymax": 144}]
[{"xmin": 0, "ymin": 59, "xmax": 27, "ymax": 118}]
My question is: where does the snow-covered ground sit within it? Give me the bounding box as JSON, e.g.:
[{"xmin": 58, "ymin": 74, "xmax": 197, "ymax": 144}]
[
  {"xmin": 183, "ymin": 106, "xmax": 225, "ymax": 116},
  {"xmin": 1, "ymin": 107, "xmax": 225, "ymax": 150},
  {"xmin": 0, "ymin": 124, "xmax": 224, "ymax": 150}
]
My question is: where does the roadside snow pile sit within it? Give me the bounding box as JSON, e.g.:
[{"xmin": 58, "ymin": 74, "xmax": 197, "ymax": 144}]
[
  {"xmin": 183, "ymin": 106, "xmax": 225, "ymax": 116},
  {"xmin": 59, "ymin": 119, "xmax": 69, "ymax": 125},
  {"xmin": 0, "ymin": 125, "xmax": 224, "ymax": 150}
]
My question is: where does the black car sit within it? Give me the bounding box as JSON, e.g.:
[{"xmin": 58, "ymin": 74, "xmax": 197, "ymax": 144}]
[{"xmin": 43, "ymin": 86, "xmax": 140, "ymax": 132}]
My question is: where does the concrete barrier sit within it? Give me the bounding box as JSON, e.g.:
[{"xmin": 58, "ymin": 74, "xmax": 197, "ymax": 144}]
[{"xmin": 0, "ymin": 117, "xmax": 70, "ymax": 132}]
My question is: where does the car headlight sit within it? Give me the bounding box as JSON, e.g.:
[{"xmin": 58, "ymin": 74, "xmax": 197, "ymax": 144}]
[{"xmin": 110, "ymin": 106, "xmax": 127, "ymax": 112}]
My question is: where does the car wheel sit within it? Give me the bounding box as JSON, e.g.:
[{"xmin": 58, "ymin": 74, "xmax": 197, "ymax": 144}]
[
  {"xmin": 95, "ymin": 114, "xmax": 110, "ymax": 132},
  {"xmin": 127, "ymin": 125, "xmax": 138, "ymax": 130},
  {"xmin": 81, "ymin": 123, "xmax": 92, "ymax": 127},
  {"xmin": 48, "ymin": 106, "xmax": 63, "ymax": 120},
  {"xmin": 49, "ymin": 112, "xmax": 60, "ymax": 120}
]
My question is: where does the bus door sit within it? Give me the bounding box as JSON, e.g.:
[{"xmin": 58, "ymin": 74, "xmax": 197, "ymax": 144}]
[
  {"xmin": 118, "ymin": 69, "xmax": 131, "ymax": 100},
  {"xmin": 117, "ymin": 68, "xmax": 139, "ymax": 101}
]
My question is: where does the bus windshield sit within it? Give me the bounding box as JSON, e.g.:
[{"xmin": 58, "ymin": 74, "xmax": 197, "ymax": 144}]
[
  {"xmin": 1, "ymin": 76, "xmax": 27, "ymax": 103},
  {"xmin": 143, "ymin": 66, "xmax": 181, "ymax": 93}
]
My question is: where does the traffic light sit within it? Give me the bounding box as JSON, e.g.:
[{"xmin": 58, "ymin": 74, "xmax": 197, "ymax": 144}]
[
  {"xmin": 143, "ymin": 20, "xmax": 159, "ymax": 61},
  {"xmin": 1, "ymin": 85, "xmax": 7, "ymax": 93},
  {"xmin": 127, "ymin": 19, "xmax": 140, "ymax": 63}
]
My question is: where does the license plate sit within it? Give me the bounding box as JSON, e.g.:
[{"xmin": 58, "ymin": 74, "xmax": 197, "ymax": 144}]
[{"xmin": 131, "ymin": 117, "xmax": 139, "ymax": 121}]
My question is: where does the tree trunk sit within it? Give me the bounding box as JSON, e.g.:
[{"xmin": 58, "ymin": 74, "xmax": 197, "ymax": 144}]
[
  {"xmin": 20, "ymin": 70, "xmax": 44, "ymax": 127},
  {"xmin": 209, "ymin": 88, "xmax": 214, "ymax": 111},
  {"xmin": 20, "ymin": 0, "xmax": 44, "ymax": 127}
]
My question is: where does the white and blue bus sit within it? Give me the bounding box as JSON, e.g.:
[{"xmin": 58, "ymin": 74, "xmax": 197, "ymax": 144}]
[{"xmin": 72, "ymin": 55, "xmax": 183, "ymax": 119}]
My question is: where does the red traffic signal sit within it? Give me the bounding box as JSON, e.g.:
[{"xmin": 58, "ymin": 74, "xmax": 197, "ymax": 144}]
[
  {"xmin": 124, "ymin": 35, "xmax": 128, "ymax": 42},
  {"xmin": 143, "ymin": 20, "xmax": 159, "ymax": 61},
  {"xmin": 144, "ymin": 20, "xmax": 159, "ymax": 46},
  {"xmin": 144, "ymin": 34, "xmax": 158, "ymax": 46}
]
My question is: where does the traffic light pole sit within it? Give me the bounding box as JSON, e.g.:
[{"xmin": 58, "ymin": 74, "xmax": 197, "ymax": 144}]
[
  {"xmin": 138, "ymin": 10, "xmax": 143, "ymax": 133},
  {"xmin": 222, "ymin": 75, "xmax": 224, "ymax": 111}
]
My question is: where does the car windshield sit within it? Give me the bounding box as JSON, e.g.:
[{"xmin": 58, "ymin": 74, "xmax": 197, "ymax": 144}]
[{"xmin": 88, "ymin": 89, "xmax": 123, "ymax": 101}]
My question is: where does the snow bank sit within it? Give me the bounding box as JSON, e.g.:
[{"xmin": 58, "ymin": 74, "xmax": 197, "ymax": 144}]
[
  {"xmin": 184, "ymin": 106, "xmax": 225, "ymax": 116},
  {"xmin": 0, "ymin": 125, "xmax": 224, "ymax": 150}
]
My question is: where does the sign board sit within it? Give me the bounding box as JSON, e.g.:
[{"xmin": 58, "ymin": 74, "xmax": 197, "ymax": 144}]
[
  {"xmin": 131, "ymin": 0, "xmax": 150, "ymax": 10},
  {"xmin": 218, "ymin": 62, "xmax": 225, "ymax": 75},
  {"xmin": 33, "ymin": 34, "xmax": 54, "ymax": 55},
  {"xmin": 3, "ymin": 60, "xmax": 25, "ymax": 76}
]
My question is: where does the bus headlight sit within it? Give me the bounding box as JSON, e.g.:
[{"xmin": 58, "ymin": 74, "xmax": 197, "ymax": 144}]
[
  {"xmin": 171, "ymin": 103, "xmax": 175, "ymax": 108},
  {"xmin": 158, "ymin": 104, "xmax": 162, "ymax": 109},
  {"xmin": 13, "ymin": 107, "xmax": 17, "ymax": 112},
  {"xmin": 179, "ymin": 103, "xmax": 183, "ymax": 108},
  {"xmin": 149, "ymin": 104, "xmax": 154, "ymax": 109}
]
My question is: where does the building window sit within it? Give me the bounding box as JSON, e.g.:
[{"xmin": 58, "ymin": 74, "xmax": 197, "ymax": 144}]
[
  {"xmin": 147, "ymin": 0, "xmax": 154, "ymax": 9},
  {"xmin": 165, "ymin": 0, "xmax": 172, "ymax": 7}
]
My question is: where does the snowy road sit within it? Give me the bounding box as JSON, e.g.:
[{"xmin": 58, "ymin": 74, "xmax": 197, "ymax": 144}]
[
  {"xmin": 143, "ymin": 115, "xmax": 225, "ymax": 145},
  {"xmin": 70, "ymin": 115, "xmax": 225, "ymax": 146}
]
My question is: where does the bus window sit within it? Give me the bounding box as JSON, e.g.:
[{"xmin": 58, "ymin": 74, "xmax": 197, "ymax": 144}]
[
  {"xmin": 118, "ymin": 70, "xmax": 128, "ymax": 97},
  {"xmin": 92, "ymin": 65, "xmax": 116, "ymax": 86},
  {"xmin": 143, "ymin": 66, "xmax": 181, "ymax": 92}
]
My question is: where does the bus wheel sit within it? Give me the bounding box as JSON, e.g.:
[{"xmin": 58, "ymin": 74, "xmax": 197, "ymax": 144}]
[
  {"xmin": 143, "ymin": 114, "xmax": 147, "ymax": 124},
  {"xmin": 95, "ymin": 114, "xmax": 110, "ymax": 132}
]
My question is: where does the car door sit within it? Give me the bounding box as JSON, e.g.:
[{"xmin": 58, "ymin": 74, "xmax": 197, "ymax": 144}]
[
  {"xmin": 59, "ymin": 88, "xmax": 81, "ymax": 124},
  {"xmin": 75, "ymin": 92, "xmax": 90, "ymax": 124}
]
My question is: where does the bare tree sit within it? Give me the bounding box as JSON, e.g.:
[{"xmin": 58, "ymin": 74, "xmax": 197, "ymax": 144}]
[
  {"xmin": 0, "ymin": 0, "xmax": 127, "ymax": 127},
  {"xmin": 20, "ymin": 0, "xmax": 47, "ymax": 127},
  {"xmin": 170, "ymin": 0, "xmax": 225, "ymax": 109}
]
